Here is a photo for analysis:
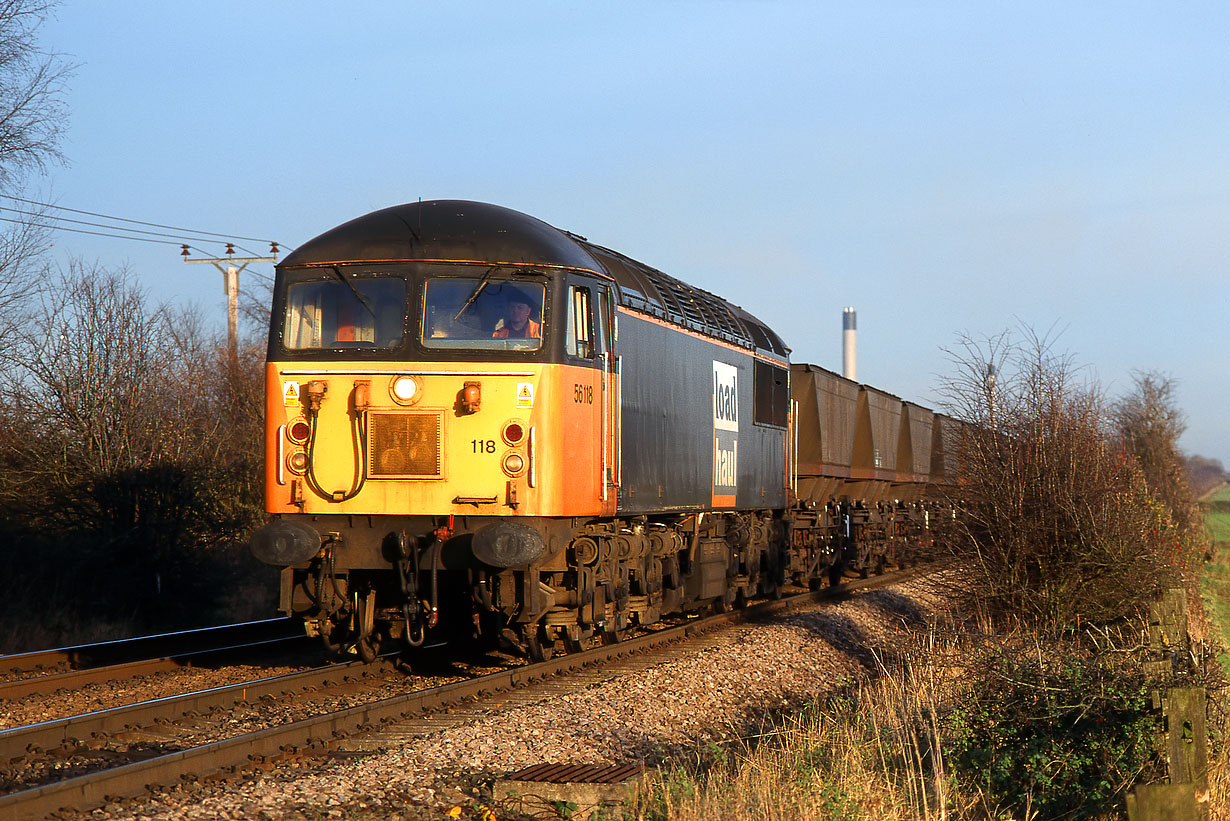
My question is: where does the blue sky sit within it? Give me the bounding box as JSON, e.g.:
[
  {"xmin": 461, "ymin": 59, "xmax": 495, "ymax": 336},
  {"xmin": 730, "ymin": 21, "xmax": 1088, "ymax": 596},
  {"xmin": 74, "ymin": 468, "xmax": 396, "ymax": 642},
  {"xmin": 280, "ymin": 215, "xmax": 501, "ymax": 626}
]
[{"xmin": 30, "ymin": 2, "xmax": 1230, "ymax": 462}]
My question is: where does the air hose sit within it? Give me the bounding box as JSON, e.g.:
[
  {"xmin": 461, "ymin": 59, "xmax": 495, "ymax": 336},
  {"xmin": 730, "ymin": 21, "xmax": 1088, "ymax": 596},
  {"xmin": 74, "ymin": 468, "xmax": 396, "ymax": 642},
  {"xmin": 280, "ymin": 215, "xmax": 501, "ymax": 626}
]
[{"xmin": 303, "ymin": 396, "xmax": 368, "ymax": 503}]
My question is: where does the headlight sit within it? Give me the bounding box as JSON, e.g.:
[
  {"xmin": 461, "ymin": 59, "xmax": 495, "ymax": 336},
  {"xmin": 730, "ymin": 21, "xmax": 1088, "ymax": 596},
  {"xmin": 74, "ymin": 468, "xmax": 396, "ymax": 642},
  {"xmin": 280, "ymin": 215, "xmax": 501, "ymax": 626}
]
[
  {"xmin": 287, "ymin": 451, "xmax": 308, "ymax": 475},
  {"xmin": 502, "ymin": 452, "xmax": 526, "ymax": 476},
  {"xmin": 390, "ymin": 375, "xmax": 420, "ymax": 405}
]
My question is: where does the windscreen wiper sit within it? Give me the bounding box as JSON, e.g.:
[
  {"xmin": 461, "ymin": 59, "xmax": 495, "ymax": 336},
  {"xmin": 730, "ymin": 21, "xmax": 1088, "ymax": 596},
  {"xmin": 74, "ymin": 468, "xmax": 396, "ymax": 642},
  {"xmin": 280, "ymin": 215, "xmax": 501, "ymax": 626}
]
[
  {"xmin": 453, "ymin": 266, "xmax": 498, "ymax": 322},
  {"xmin": 331, "ymin": 265, "xmax": 377, "ymax": 319}
]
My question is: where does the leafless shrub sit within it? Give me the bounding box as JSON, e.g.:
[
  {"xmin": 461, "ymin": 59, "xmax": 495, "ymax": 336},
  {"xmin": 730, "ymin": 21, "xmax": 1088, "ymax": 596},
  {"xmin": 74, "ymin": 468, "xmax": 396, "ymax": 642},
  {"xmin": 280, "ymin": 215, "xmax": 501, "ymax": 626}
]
[{"xmin": 938, "ymin": 327, "xmax": 1186, "ymax": 631}]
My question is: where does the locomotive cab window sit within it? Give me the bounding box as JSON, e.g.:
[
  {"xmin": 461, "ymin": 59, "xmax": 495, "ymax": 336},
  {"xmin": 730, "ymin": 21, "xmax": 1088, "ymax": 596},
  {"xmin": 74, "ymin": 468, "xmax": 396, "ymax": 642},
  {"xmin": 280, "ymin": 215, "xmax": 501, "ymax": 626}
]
[
  {"xmin": 283, "ymin": 275, "xmax": 407, "ymax": 350},
  {"xmin": 420, "ymin": 277, "xmax": 545, "ymax": 351},
  {"xmin": 566, "ymin": 282, "xmax": 612, "ymax": 361},
  {"xmin": 566, "ymin": 285, "xmax": 594, "ymax": 358},
  {"xmin": 599, "ymin": 287, "xmax": 615, "ymax": 349}
]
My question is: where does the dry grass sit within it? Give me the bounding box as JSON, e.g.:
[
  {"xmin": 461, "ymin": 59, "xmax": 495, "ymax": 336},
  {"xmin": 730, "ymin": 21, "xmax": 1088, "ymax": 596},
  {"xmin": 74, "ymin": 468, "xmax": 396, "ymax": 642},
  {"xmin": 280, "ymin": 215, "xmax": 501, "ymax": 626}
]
[
  {"xmin": 628, "ymin": 531, "xmax": 1230, "ymax": 821},
  {"xmin": 631, "ymin": 605, "xmax": 1218, "ymax": 821},
  {"xmin": 631, "ymin": 628, "xmax": 979, "ymax": 821},
  {"xmin": 1207, "ymin": 740, "xmax": 1230, "ymax": 820}
]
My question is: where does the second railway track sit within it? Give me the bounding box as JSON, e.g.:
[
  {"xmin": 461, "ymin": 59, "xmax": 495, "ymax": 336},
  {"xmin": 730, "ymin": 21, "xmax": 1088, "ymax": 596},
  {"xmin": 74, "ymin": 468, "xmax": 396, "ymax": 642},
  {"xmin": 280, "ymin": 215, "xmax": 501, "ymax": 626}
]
[{"xmin": 0, "ymin": 619, "xmax": 303, "ymax": 680}]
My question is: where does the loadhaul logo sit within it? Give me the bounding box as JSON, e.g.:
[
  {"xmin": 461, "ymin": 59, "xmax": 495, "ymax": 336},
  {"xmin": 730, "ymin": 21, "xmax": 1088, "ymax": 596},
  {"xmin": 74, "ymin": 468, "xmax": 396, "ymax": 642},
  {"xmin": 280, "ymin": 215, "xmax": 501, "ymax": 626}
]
[{"xmin": 713, "ymin": 361, "xmax": 738, "ymax": 506}]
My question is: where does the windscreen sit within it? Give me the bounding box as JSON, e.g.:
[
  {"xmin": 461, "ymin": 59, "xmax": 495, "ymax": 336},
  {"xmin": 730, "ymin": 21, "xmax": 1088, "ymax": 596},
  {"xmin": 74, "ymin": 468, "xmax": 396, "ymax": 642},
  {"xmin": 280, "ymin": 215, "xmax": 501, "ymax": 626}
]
[
  {"xmin": 421, "ymin": 277, "xmax": 545, "ymax": 351},
  {"xmin": 283, "ymin": 275, "xmax": 407, "ymax": 350}
]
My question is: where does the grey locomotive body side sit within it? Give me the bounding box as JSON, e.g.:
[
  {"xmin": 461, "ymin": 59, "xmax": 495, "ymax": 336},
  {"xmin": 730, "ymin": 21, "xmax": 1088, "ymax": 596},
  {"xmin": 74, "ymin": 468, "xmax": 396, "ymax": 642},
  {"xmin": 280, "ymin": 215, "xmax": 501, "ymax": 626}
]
[{"xmin": 615, "ymin": 310, "xmax": 789, "ymax": 515}]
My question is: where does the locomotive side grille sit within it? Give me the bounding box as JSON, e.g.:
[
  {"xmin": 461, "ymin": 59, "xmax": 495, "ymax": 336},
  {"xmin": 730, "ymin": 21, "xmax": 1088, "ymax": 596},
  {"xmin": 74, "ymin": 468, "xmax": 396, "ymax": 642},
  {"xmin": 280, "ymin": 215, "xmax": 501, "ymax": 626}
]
[
  {"xmin": 368, "ymin": 412, "xmax": 443, "ymax": 478},
  {"xmin": 637, "ymin": 265, "xmax": 753, "ymax": 346},
  {"xmin": 582, "ymin": 243, "xmax": 759, "ymax": 349}
]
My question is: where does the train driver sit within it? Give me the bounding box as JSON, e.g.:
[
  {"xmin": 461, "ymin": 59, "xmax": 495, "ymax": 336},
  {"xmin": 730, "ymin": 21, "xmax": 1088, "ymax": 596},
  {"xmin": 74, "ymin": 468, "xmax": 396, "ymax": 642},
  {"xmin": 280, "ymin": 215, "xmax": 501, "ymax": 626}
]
[{"xmin": 492, "ymin": 290, "xmax": 540, "ymax": 339}]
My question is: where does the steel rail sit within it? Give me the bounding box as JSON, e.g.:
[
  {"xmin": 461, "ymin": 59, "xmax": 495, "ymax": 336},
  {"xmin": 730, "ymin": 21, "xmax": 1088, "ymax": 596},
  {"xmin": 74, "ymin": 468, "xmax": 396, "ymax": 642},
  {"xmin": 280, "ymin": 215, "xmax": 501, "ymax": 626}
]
[
  {"xmin": 0, "ymin": 635, "xmax": 316, "ymax": 701},
  {"xmin": 0, "ymin": 657, "xmax": 387, "ymax": 762},
  {"xmin": 0, "ymin": 569, "xmax": 919, "ymax": 820},
  {"xmin": 0, "ymin": 618, "xmax": 299, "ymax": 677}
]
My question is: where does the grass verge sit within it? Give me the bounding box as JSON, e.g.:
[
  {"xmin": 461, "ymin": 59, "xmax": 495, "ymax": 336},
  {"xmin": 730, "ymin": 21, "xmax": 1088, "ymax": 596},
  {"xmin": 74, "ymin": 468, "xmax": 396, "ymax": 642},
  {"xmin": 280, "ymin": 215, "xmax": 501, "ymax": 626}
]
[
  {"xmin": 628, "ymin": 621, "xmax": 1174, "ymax": 820},
  {"xmin": 1200, "ymin": 489, "xmax": 1230, "ymax": 678}
]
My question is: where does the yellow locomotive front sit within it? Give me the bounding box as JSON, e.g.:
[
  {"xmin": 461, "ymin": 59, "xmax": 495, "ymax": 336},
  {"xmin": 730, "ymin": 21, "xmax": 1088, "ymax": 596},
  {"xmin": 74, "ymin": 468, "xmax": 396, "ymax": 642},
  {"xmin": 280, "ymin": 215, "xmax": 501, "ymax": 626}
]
[
  {"xmin": 269, "ymin": 275, "xmax": 589, "ymax": 519},
  {"xmin": 252, "ymin": 202, "xmax": 621, "ymax": 658}
]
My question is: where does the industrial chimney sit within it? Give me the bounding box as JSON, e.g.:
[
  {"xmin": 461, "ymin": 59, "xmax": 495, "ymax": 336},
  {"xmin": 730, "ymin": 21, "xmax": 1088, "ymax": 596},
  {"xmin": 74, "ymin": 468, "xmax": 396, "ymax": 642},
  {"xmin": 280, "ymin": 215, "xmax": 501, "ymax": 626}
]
[{"xmin": 842, "ymin": 307, "xmax": 857, "ymax": 381}]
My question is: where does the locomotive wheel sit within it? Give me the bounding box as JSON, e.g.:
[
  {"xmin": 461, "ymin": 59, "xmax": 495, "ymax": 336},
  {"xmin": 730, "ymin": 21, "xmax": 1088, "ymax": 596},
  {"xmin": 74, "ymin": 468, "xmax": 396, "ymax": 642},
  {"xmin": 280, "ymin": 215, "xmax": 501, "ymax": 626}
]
[
  {"xmin": 601, "ymin": 626, "xmax": 630, "ymax": 644},
  {"xmin": 523, "ymin": 628, "xmax": 553, "ymax": 662},
  {"xmin": 553, "ymin": 622, "xmax": 589, "ymax": 654},
  {"xmin": 713, "ymin": 587, "xmax": 737, "ymax": 613}
]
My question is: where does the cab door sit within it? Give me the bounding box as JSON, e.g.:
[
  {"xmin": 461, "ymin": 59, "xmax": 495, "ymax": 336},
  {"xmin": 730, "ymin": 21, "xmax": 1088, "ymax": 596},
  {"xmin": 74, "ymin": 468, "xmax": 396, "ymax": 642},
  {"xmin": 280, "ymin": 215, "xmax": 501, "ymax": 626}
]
[
  {"xmin": 563, "ymin": 278, "xmax": 617, "ymax": 516},
  {"xmin": 597, "ymin": 284, "xmax": 618, "ymax": 513}
]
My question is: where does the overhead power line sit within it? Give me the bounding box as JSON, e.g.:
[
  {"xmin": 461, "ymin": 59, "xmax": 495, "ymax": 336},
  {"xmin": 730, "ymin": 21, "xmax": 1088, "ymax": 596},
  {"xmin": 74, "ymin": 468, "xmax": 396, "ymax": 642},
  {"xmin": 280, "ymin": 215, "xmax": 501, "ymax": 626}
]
[
  {"xmin": 2, "ymin": 193, "xmax": 279, "ymax": 243},
  {"xmin": 0, "ymin": 213, "xmax": 246, "ymax": 258},
  {"xmin": 0, "ymin": 193, "xmax": 292, "ymax": 256},
  {"xmin": 0, "ymin": 204, "xmax": 256, "ymax": 247}
]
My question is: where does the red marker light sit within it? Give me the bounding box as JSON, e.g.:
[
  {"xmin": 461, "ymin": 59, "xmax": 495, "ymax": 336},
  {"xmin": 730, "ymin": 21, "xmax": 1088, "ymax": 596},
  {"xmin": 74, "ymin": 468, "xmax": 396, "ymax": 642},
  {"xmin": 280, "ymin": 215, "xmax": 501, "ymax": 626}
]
[{"xmin": 288, "ymin": 419, "xmax": 311, "ymax": 443}]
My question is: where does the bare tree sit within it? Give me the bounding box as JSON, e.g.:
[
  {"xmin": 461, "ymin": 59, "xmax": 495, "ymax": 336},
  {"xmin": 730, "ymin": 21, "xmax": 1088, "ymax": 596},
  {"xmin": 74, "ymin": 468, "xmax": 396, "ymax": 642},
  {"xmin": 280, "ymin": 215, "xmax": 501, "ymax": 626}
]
[
  {"xmin": 239, "ymin": 268, "xmax": 272, "ymax": 333},
  {"xmin": 0, "ymin": 0, "xmax": 69, "ymax": 182},
  {"xmin": 0, "ymin": 261, "xmax": 265, "ymax": 533},
  {"xmin": 0, "ymin": 0, "xmax": 70, "ymax": 343},
  {"xmin": 1187, "ymin": 454, "xmax": 1227, "ymax": 497},
  {"xmin": 0, "ymin": 206, "xmax": 47, "ymax": 324},
  {"xmin": 0, "ymin": 262, "xmax": 270, "ymax": 639},
  {"xmin": 0, "ymin": 263, "xmax": 175, "ymax": 523},
  {"xmin": 1114, "ymin": 371, "xmax": 1207, "ymax": 558}
]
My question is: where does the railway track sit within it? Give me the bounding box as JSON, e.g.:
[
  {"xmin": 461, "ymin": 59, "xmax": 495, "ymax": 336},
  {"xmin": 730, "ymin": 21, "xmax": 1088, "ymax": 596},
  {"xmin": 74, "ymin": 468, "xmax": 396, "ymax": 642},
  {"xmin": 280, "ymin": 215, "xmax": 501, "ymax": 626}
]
[
  {"xmin": 0, "ymin": 568, "xmax": 918, "ymax": 820},
  {"xmin": 0, "ymin": 619, "xmax": 305, "ymax": 686}
]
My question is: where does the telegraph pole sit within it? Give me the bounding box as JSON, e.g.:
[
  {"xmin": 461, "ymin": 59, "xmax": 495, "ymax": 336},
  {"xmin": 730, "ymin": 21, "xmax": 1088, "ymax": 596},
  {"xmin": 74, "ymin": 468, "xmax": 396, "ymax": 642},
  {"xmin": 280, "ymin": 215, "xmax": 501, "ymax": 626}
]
[{"xmin": 183, "ymin": 244, "xmax": 277, "ymax": 371}]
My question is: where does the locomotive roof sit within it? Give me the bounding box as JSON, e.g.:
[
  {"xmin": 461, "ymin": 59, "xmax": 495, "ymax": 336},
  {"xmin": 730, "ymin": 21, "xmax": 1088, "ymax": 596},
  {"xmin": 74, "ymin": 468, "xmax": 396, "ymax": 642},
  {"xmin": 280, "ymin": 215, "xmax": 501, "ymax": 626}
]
[
  {"xmin": 279, "ymin": 199, "xmax": 602, "ymax": 272},
  {"xmin": 281, "ymin": 199, "xmax": 788, "ymax": 358}
]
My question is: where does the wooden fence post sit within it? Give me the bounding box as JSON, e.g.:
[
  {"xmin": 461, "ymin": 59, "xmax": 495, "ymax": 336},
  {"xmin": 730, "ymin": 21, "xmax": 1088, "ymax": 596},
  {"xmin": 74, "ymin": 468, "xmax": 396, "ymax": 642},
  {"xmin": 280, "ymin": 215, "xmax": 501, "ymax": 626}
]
[{"xmin": 1127, "ymin": 589, "xmax": 1208, "ymax": 821}]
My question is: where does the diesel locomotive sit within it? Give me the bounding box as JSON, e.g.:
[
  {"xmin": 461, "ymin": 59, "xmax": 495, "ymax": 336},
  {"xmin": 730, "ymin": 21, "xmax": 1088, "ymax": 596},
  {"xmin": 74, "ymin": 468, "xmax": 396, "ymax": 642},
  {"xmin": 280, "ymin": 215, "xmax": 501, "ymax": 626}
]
[{"xmin": 251, "ymin": 200, "xmax": 953, "ymax": 660}]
